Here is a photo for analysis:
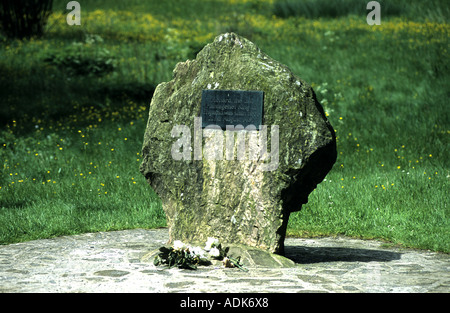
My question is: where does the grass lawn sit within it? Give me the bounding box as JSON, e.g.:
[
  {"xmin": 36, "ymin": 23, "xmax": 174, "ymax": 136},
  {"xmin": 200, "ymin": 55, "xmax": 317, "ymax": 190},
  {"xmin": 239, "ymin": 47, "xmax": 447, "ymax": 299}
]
[{"xmin": 0, "ymin": 0, "xmax": 448, "ymax": 252}]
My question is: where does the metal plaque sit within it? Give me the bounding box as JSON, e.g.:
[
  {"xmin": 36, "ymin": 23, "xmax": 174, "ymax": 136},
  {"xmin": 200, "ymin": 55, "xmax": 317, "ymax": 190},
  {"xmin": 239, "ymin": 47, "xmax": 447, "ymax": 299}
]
[{"xmin": 200, "ymin": 90, "xmax": 264, "ymax": 130}]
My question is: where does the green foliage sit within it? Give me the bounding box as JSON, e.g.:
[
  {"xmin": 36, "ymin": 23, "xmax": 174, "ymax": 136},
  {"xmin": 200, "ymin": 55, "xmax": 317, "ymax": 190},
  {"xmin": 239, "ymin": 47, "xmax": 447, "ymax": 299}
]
[
  {"xmin": 44, "ymin": 34, "xmax": 116, "ymax": 77},
  {"xmin": 0, "ymin": 0, "xmax": 53, "ymax": 39}
]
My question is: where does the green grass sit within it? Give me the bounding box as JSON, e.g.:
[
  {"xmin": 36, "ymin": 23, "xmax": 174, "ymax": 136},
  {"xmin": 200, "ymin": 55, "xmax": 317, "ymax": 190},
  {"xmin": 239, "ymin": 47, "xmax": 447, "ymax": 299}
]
[
  {"xmin": 273, "ymin": 0, "xmax": 449, "ymax": 22},
  {"xmin": 273, "ymin": 0, "xmax": 403, "ymax": 19},
  {"xmin": 0, "ymin": 117, "xmax": 166, "ymax": 243},
  {"xmin": 1, "ymin": 0, "xmax": 448, "ymax": 252}
]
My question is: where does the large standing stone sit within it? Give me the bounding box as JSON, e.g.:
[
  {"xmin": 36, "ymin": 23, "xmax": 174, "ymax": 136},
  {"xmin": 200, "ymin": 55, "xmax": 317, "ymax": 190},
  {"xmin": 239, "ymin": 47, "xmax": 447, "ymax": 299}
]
[{"xmin": 140, "ymin": 33, "xmax": 336, "ymax": 254}]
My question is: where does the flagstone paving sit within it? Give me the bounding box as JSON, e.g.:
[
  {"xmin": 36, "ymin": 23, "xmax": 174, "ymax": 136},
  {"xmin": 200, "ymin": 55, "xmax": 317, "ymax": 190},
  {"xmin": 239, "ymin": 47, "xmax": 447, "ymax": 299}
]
[{"xmin": 0, "ymin": 228, "xmax": 448, "ymax": 293}]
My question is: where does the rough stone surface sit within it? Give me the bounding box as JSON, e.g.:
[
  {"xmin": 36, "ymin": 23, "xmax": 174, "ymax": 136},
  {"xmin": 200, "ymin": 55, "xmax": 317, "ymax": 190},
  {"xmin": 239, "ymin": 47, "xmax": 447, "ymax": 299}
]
[
  {"xmin": 0, "ymin": 229, "xmax": 448, "ymax": 293},
  {"xmin": 140, "ymin": 33, "xmax": 337, "ymax": 254}
]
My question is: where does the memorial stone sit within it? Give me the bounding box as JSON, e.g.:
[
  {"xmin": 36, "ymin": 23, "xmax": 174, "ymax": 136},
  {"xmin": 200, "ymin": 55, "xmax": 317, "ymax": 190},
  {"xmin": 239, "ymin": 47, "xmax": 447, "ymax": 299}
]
[{"xmin": 140, "ymin": 33, "xmax": 337, "ymax": 254}]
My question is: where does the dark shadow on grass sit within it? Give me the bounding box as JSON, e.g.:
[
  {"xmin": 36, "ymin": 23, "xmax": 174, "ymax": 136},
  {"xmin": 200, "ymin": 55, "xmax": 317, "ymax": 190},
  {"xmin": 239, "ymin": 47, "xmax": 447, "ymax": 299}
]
[
  {"xmin": 0, "ymin": 200, "xmax": 34, "ymax": 210},
  {"xmin": 272, "ymin": 0, "xmax": 404, "ymax": 19},
  {"xmin": 0, "ymin": 59, "xmax": 155, "ymax": 131},
  {"xmin": 284, "ymin": 245, "xmax": 401, "ymax": 264}
]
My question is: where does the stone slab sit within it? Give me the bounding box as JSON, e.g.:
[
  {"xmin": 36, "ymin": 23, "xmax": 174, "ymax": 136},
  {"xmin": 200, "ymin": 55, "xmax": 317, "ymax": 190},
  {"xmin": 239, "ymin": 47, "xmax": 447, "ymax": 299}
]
[{"xmin": 0, "ymin": 228, "xmax": 448, "ymax": 293}]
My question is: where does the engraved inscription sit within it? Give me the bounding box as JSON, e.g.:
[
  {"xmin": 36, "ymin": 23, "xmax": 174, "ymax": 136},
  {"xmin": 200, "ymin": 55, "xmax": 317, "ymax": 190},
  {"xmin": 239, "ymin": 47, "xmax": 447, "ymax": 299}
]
[{"xmin": 201, "ymin": 90, "xmax": 263, "ymax": 130}]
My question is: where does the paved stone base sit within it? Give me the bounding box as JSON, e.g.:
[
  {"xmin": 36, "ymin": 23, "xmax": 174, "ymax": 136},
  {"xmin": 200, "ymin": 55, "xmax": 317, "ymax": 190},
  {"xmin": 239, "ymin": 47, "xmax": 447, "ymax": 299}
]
[{"xmin": 0, "ymin": 228, "xmax": 448, "ymax": 293}]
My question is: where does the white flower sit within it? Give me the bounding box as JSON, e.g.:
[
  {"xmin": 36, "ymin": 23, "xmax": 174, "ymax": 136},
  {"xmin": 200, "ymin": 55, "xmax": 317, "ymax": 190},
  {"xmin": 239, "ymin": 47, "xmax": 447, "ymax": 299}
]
[
  {"xmin": 191, "ymin": 246, "xmax": 207, "ymax": 259},
  {"xmin": 209, "ymin": 247, "xmax": 220, "ymax": 258},
  {"xmin": 173, "ymin": 240, "xmax": 186, "ymax": 251},
  {"xmin": 204, "ymin": 237, "xmax": 219, "ymax": 251}
]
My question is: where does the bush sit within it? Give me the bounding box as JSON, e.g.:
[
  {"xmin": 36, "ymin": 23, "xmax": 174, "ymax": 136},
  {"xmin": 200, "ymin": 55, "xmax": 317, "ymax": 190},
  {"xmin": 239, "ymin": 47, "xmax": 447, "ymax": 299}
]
[
  {"xmin": 273, "ymin": 0, "xmax": 403, "ymax": 19},
  {"xmin": 43, "ymin": 34, "xmax": 116, "ymax": 77},
  {"xmin": 0, "ymin": 0, "xmax": 53, "ymax": 39}
]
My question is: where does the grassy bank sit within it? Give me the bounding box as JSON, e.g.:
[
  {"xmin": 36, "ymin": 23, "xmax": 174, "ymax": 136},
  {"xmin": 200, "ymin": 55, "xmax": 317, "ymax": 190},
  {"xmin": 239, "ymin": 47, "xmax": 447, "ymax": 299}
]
[{"xmin": 1, "ymin": 0, "xmax": 448, "ymax": 252}]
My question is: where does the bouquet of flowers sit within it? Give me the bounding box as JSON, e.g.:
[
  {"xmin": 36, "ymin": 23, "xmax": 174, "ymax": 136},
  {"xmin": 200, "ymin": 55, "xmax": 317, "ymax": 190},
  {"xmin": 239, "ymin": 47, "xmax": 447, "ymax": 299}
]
[{"xmin": 154, "ymin": 237, "xmax": 247, "ymax": 271}]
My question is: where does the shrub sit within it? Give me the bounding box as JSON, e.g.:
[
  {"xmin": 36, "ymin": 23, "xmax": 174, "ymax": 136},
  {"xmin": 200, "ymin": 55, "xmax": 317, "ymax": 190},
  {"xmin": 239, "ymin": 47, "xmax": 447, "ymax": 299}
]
[
  {"xmin": 43, "ymin": 34, "xmax": 116, "ymax": 77},
  {"xmin": 0, "ymin": 0, "xmax": 53, "ymax": 39}
]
